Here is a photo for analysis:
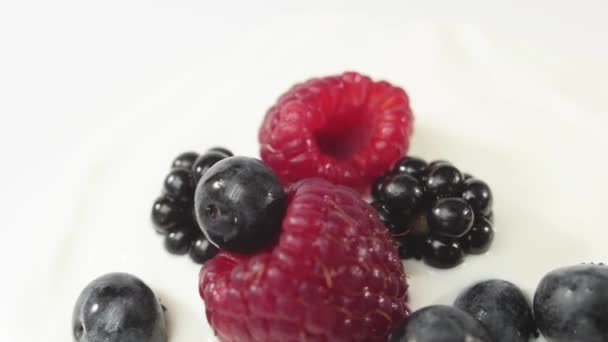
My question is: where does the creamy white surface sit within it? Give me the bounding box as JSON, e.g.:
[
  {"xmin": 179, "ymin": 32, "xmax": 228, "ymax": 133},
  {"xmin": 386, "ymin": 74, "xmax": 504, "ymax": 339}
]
[{"xmin": 2, "ymin": 4, "xmax": 608, "ymax": 342}]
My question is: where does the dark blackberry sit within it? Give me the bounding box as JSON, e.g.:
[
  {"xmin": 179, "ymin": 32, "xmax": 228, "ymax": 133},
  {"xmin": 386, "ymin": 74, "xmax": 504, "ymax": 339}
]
[
  {"xmin": 151, "ymin": 196, "xmax": 186, "ymax": 234},
  {"xmin": 163, "ymin": 168, "xmax": 195, "ymax": 203},
  {"xmin": 462, "ymin": 178, "xmax": 493, "ymax": 216},
  {"xmin": 171, "ymin": 151, "xmax": 199, "ymax": 170},
  {"xmin": 189, "ymin": 234, "xmax": 219, "ymax": 264},
  {"xmin": 370, "ymin": 156, "xmax": 494, "ymax": 269},
  {"xmin": 422, "ymin": 235, "xmax": 465, "ymax": 269},
  {"xmin": 393, "ymin": 156, "xmax": 428, "ymax": 179},
  {"xmin": 460, "ymin": 217, "xmax": 494, "ymax": 254},
  {"xmin": 164, "ymin": 224, "xmax": 196, "ymax": 255},
  {"xmin": 428, "ymin": 197, "xmax": 474, "ymax": 238},
  {"xmin": 192, "ymin": 151, "xmax": 229, "ymax": 184}
]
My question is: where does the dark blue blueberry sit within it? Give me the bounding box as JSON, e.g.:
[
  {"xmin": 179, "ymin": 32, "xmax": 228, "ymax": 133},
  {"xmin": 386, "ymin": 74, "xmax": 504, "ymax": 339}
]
[
  {"xmin": 389, "ymin": 305, "xmax": 492, "ymax": 342},
  {"xmin": 207, "ymin": 146, "xmax": 233, "ymax": 157},
  {"xmin": 164, "ymin": 224, "xmax": 195, "ymax": 255},
  {"xmin": 393, "ymin": 156, "xmax": 428, "ymax": 179},
  {"xmin": 534, "ymin": 264, "xmax": 608, "ymax": 342},
  {"xmin": 455, "ymin": 279, "xmax": 536, "ymax": 342},
  {"xmin": 462, "ymin": 178, "xmax": 493, "ymax": 216},
  {"xmin": 194, "ymin": 156, "xmax": 286, "ymax": 253},
  {"xmin": 381, "ymin": 173, "xmax": 425, "ymax": 217},
  {"xmin": 151, "ymin": 196, "xmax": 187, "ymax": 234},
  {"xmin": 425, "ymin": 163, "xmax": 464, "ymax": 198},
  {"xmin": 72, "ymin": 273, "xmax": 166, "ymax": 342},
  {"xmin": 189, "ymin": 234, "xmax": 219, "ymax": 264},
  {"xmin": 192, "ymin": 151, "xmax": 229, "ymax": 184},
  {"xmin": 163, "ymin": 168, "xmax": 195, "ymax": 203},
  {"xmin": 422, "ymin": 236, "xmax": 465, "ymax": 269},
  {"xmin": 428, "ymin": 197, "xmax": 474, "ymax": 238},
  {"xmin": 171, "ymin": 151, "xmax": 199, "ymax": 170},
  {"xmin": 460, "ymin": 217, "xmax": 494, "ymax": 254}
]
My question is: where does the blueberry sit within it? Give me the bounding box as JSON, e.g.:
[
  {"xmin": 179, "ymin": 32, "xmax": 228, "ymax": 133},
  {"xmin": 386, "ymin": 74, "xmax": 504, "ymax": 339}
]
[
  {"xmin": 151, "ymin": 196, "xmax": 187, "ymax": 234},
  {"xmin": 425, "ymin": 164, "xmax": 464, "ymax": 198},
  {"xmin": 164, "ymin": 224, "xmax": 195, "ymax": 255},
  {"xmin": 192, "ymin": 151, "xmax": 228, "ymax": 184},
  {"xmin": 72, "ymin": 273, "xmax": 166, "ymax": 342},
  {"xmin": 428, "ymin": 198, "xmax": 474, "ymax": 238},
  {"xmin": 462, "ymin": 178, "xmax": 493, "ymax": 215},
  {"xmin": 393, "ymin": 156, "xmax": 428, "ymax": 179},
  {"xmin": 460, "ymin": 217, "xmax": 494, "ymax": 254},
  {"xmin": 455, "ymin": 279, "xmax": 536, "ymax": 342},
  {"xmin": 194, "ymin": 156, "xmax": 286, "ymax": 253},
  {"xmin": 207, "ymin": 146, "xmax": 233, "ymax": 157},
  {"xmin": 389, "ymin": 305, "xmax": 492, "ymax": 342},
  {"xmin": 171, "ymin": 151, "xmax": 199, "ymax": 170},
  {"xmin": 534, "ymin": 264, "xmax": 608, "ymax": 342},
  {"xmin": 371, "ymin": 201, "xmax": 408, "ymax": 237},
  {"xmin": 381, "ymin": 173, "xmax": 425, "ymax": 217},
  {"xmin": 189, "ymin": 234, "xmax": 219, "ymax": 264},
  {"xmin": 163, "ymin": 168, "xmax": 195, "ymax": 203},
  {"xmin": 422, "ymin": 236, "xmax": 465, "ymax": 268}
]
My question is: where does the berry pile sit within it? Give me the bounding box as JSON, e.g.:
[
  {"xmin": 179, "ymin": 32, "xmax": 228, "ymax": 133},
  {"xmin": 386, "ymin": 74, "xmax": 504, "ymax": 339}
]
[
  {"xmin": 150, "ymin": 147, "xmax": 233, "ymax": 264},
  {"xmin": 391, "ymin": 279, "xmax": 535, "ymax": 342},
  {"xmin": 391, "ymin": 263, "xmax": 608, "ymax": 342},
  {"xmin": 371, "ymin": 156, "xmax": 494, "ymax": 268}
]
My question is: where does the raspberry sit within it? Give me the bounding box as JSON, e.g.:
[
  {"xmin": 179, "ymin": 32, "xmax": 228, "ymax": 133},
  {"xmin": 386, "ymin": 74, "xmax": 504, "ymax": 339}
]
[
  {"xmin": 199, "ymin": 178, "xmax": 409, "ymax": 342},
  {"xmin": 259, "ymin": 72, "xmax": 414, "ymax": 192}
]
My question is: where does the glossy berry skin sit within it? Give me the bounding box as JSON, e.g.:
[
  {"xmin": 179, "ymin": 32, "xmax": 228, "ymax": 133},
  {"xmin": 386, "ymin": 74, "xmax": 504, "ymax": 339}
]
[
  {"xmin": 534, "ymin": 264, "xmax": 608, "ymax": 342},
  {"xmin": 462, "ymin": 178, "xmax": 493, "ymax": 216},
  {"xmin": 194, "ymin": 156, "xmax": 287, "ymax": 253},
  {"xmin": 428, "ymin": 198, "xmax": 474, "ymax": 238},
  {"xmin": 381, "ymin": 173, "xmax": 424, "ymax": 217},
  {"xmin": 372, "ymin": 174, "xmax": 388, "ymax": 201},
  {"xmin": 425, "ymin": 164, "xmax": 464, "ymax": 198},
  {"xmin": 259, "ymin": 72, "xmax": 413, "ymax": 192},
  {"xmin": 189, "ymin": 234, "xmax": 219, "ymax": 264},
  {"xmin": 199, "ymin": 178, "xmax": 409, "ymax": 342},
  {"xmin": 151, "ymin": 196, "xmax": 186, "ymax": 234},
  {"xmin": 164, "ymin": 224, "xmax": 195, "ymax": 255},
  {"xmin": 208, "ymin": 147, "xmax": 234, "ymax": 157},
  {"xmin": 422, "ymin": 236, "xmax": 465, "ymax": 269},
  {"xmin": 460, "ymin": 217, "xmax": 494, "ymax": 254},
  {"xmin": 163, "ymin": 168, "xmax": 195, "ymax": 203},
  {"xmin": 455, "ymin": 279, "xmax": 536, "ymax": 342},
  {"xmin": 393, "ymin": 156, "xmax": 428, "ymax": 178},
  {"xmin": 72, "ymin": 273, "xmax": 166, "ymax": 342},
  {"xmin": 389, "ymin": 305, "xmax": 492, "ymax": 342},
  {"xmin": 192, "ymin": 151, "xmax": 229, "ymax": 184},
  {"xmin": 372, "ymin": 201, "xmax": 408, "ymax": 237},
  {"xmin": 171, "ymin": 151, "xmax": 199, "ymax": 170}
]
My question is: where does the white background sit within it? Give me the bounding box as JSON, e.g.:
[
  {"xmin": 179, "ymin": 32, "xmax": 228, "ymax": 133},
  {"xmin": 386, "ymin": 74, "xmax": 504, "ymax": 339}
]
[{"xmin": 1, "ymin": 1, "xmax": 607, "ymax": 341}]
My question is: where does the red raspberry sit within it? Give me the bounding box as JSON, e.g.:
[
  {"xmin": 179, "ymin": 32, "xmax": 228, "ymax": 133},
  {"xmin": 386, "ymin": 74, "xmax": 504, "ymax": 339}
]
[
  {"xmin": 199, "ymin": 178, "xmax": 409, "ymax": 342},
  {"xmin": 259, "ymin": 72, "xmax": 414, "ymax": 192}
]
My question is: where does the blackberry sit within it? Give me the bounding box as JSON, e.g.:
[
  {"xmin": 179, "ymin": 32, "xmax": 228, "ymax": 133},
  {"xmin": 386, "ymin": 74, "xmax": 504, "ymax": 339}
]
[
  {"xmin": 150, "ymin": 147, "xmax": 232, "ymax": 264},
  {"xmin": 370, "ymin": 157, "xmax": 494, "ymax": 269}
]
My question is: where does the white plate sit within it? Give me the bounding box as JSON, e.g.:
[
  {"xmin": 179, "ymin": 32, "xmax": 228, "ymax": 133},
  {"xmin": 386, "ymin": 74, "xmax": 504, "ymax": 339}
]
[{"xmin": 8, "ymin": 13, "xmax": 608, "ymax": 342}]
